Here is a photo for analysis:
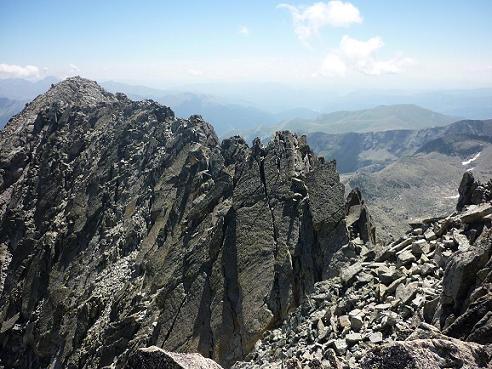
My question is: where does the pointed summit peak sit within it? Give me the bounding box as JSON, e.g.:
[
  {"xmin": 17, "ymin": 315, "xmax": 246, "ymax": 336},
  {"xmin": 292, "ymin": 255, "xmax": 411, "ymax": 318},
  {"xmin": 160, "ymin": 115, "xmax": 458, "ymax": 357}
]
[
  {"xmin": 53, "ymin": 75, "xmax": 98, "ymax": 88},
  {"xmin": 43, "ymin": 76, "xmax": 116, "ymax": 107},
  {"xmin": 0, "ymin": 76, "xmax": 117, "ymax": 137}
]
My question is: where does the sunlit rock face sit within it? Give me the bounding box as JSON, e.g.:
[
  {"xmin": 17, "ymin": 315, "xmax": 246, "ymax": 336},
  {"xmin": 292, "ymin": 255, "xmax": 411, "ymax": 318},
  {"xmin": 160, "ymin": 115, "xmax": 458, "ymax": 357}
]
[{"xmin": 0, "ymin": 77, "xmax": 348, "ymax": 368}]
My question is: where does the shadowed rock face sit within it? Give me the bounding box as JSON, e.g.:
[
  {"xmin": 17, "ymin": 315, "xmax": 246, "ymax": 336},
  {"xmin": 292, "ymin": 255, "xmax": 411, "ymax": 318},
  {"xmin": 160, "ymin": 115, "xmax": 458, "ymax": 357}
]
[
  {"xmin": 345, "ymin": 188, "xmax": 376, "ymax": 245},
  {"xmin": 232, "ymin": 172, "xmax": 492, "ymax": 369},
  {"xmin": 0, "ymin": 77, "xmax": 348, "ymax": 368},
  {"xmin": 125, "ymin": 346, "xmax": 224, "ymax": 369},
  {"xmin": 457, "ymin": 171, "xmax": 492, "ymax": 211}
]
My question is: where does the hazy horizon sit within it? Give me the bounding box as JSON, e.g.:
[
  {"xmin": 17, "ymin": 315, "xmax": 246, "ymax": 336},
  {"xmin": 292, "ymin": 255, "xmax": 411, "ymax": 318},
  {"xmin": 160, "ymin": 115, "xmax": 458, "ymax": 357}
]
[
  {"xmin": 2, "ymin": 0, "xmax": 492, "ymax": 91},
  {"xmin": 2, "ymin": 1, "xmax": 492, "ymax": 126}
]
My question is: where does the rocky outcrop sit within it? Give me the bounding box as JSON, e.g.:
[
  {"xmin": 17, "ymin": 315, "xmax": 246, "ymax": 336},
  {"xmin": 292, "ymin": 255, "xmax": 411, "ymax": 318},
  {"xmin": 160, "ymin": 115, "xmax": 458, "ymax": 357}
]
[
  {"xmin": 233, "ymin": 175, "xmax": 492, "ymax": 369},
  {"xmin": 438, "ymin": 228, "xmax": 492, "ymax": 344},
  {"xmin": 361, "ymin": 337, "xmax": 492, "ymax": 368},
  {"xmin": 0, "ymin": 77, "xmax": 348, "ymax": 368},
  {"xmin": 345, "ymin": 188, "xmax": 376, "ymax": 245},
  {"xmin": 457, "ymin": 171, "xmax": 492, "ymax": 211},
  {"xmin": 125, "ymin": 346, "xmax": 224, "ymax": 369},
  {"xmin": 2, "ymin": 76, "xmax": 492, "ymax": 369}
]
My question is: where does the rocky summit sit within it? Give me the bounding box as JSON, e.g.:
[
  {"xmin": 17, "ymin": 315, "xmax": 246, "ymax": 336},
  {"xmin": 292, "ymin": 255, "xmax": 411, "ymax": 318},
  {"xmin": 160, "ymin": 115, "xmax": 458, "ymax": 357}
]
[
  {"xmin": 0, "ymin": 77, "xmax": 350, "ymax": 368},
  {"xmin": 0, "ymin": 77, "xmax": 491, "ymax": 369}
]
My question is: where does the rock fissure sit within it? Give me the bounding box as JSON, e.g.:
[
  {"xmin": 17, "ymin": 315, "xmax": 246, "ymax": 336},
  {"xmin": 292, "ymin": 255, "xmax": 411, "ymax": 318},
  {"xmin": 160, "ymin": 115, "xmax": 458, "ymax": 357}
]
[
  {"xmin": 3, "ymin": 77, "xmax": 490, "ymax": 369},
  {"xmin": 161, "ymin": 294, "xmax": 189, "ymax": 348},
  {"xmin": 232, "ymin": 174, "xmax": 492, "ymax": 369}
]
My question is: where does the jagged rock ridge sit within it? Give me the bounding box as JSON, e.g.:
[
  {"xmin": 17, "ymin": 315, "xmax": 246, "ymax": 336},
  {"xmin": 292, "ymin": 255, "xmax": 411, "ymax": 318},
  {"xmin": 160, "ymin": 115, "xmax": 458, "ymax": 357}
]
[
  {"xmin": 0, "ymin": 77, "xmax": 351, "ymax": 368},
  {"xmin": 233, "ymin": 173, "xmax": 492, "ymax": 368}
]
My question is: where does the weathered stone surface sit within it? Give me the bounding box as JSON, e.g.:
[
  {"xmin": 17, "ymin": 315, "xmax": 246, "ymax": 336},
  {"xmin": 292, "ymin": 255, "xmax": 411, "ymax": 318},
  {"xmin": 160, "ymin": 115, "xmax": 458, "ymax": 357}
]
[
  {"xmin": 349, "ymin": 309, "xmax": 364, "ymax": 332},
  {"xmin": 438, "ymin": 228, "xmax": 492, "ymax": 344},
  {"xmin": 338, "ymin": 315, "xmax": 351, "ymax": 329},
  {"xmin": 445, "ymin": 292, "xmax": 492, "ymax": 344},
  {"xmin": 125, "ymin": 346, "xmax": 224, "ymax": 369},
  {"xmin": 368, "ymin": 332, "xmax": 383, "ymax": 344},
  {"xmin": 341, "ymin": 262, "xmax": 362, "ymax": 285},
  {"xmin": 345, "ymin": 188, "xmax": 376, "ymax": 245},
  {"xmin": 457, "ymin": 171, "xmax": 492, "ymax": 211},
  {"xmin": 334, "ymin": 339, "xmax": 348, "ymax": 355},
  {"xmin": 440, "ymin": 229, "xmax": 491, "ymax": 313},
  {"xmin": 460, "ymin": 203, "xmax": 492, "ymax": 224},
  {"xmin": 378, "ymin": 265, "xmax": 404, "ymax": 285},
  {"xmin": 397, "ymin": 250, "xmax": 416, "ymax": 267},
  {"xmin": 378, "ymin": 238, "xmax": 412, "ymax": 261},
  {"xmin": 361, "ymin": 338, "xmax": 492, "ymax": 368},
  {"xmin": 345, "ymin": 333, "xmax": 362, "ymax": 345},
  {"xmin": 234, "ymin": 175, "xmax": 492, "ymax": 369},
  {"xmin": 0, "ymin": 78, "xmax": 349, "ymax": 368},
  {"xmin": 424, "ymin": 229, "xmax": 437, "ymax": 241},
  {"xmin": 412, "ymin": 239, "xmax": 429, "ymax": 256},
  {"xmin": 3, "ymin": 77, "xmax": 492, "ymax": 369},
  {"xmin": 395, "ymin": 282, "xmax": 418, "ymax": 306}
]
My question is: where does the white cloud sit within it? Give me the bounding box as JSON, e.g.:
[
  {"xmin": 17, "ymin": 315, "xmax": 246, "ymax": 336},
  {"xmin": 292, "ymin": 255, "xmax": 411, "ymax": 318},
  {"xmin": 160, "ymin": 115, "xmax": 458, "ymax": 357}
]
[
  {"xmin": 0, "ymin": 63, "xmax": 42, "ymax": 79},
  {"xmin": 361, "ymin": 55, "xmax": 414, "ymax": 76},
  {"xmin": 318, "ymin": 35, "xmax": 414, "ymax": 77},
  {"xmin": 278, "ymin": 1, "xmax": 362, "ymax": 43},
  {"xmin": 239, "ymin": 25, "xmax": 250, "ymax": 36},
  {"xmin": 318, "ymin": 53, "xmax": 347, "ymax": 77},
  {"xmin": 62, "ymin": 63, "xmax": 82, "ymax": 79},
  {"xmin": 339, "ymin": 35, "xmax": 383, "ymax": 60},
  {"xmin": 187, "ymin": 68, "xmax": 204, "ymax": 77},
  {"xmin": 69, "ymin": 63, "xmax": 80, "ymax": 73}
]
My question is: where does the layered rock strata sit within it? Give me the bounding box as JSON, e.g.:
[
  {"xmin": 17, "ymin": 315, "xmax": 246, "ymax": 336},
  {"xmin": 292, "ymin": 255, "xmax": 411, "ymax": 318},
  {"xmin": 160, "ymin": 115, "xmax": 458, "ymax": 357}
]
[
  {"xmin": 0, "ymin": 77, "xmax": 348, "ymax": 368},
  {"xmin": 233, "ymin": 173, "xmax": 492, "ymax": 368}
]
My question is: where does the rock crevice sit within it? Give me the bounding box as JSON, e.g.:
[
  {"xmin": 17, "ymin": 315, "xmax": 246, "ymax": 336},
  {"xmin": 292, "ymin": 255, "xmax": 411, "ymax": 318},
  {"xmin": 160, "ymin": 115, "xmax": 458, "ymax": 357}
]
[{"xmin": 0, "ymin": 78, "xmax": 348, "ymax": 369}]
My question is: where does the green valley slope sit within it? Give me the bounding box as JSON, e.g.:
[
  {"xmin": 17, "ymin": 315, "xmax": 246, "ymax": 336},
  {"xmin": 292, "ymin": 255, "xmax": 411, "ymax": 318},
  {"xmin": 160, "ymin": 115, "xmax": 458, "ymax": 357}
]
[
  {"xmin": 281, "ymin": 104, "xmax": 456, "ymax": 134},
  {"xmin": 306, "ymin": 119, "xmax": 492, "ymax": 241}
]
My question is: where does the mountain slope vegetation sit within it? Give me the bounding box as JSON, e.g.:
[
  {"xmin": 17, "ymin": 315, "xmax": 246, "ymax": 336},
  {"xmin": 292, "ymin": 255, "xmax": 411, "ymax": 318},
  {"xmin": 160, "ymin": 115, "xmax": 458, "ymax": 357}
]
[
  {"xmin": 327, "ymin": 121, "xmax": 492, "ymax": 240},
  {"xmin": 281, "ymin": 104, "xmax": 456, "ymax": 135}
]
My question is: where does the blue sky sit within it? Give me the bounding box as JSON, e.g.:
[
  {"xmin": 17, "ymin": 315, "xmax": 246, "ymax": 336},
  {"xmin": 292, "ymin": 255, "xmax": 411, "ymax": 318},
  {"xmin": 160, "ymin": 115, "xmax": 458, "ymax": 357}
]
[{"xmin": 1, "ymin": 0, "xmax": 491, "ymax": 89}]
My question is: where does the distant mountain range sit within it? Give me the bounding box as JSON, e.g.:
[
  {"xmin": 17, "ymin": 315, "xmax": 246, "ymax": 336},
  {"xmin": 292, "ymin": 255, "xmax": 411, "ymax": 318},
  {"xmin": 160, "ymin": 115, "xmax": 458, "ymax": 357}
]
[
  {"xmin": 308, "ymin": 119, "xmax": 492, "ymax": 240},
  {"xmin": 307, "ymin": 119, "xmax": 492, "ymax": 173},
  {"xmin": 321, "ymin": 88, "xmax": 492, "ymax": 120},
  {"xmin": 0, "ymin": 76, "xmax": 58, "ymax": 100},
  {"xmin": 154, "ymin": 82, "xmax": 492, "ymax": 120},
  {"xmin": 0, "ymin": 97, "xmax": 26, "ymax": 127},
  {"xmin": 0, "ymin": 77, "xmax": 60, "ymax": 128},
  {"xmin": 281, "ymin": 104, "xmax": 456, "ymax": 134},
  {"xmin": 3, "ymin": 77, "xmax": 492, "ymax": 137},
  {"xmin": 101, "ymin": 81, "xmax": 318, "ymax": 137},
  {"xmin": 243, "ymin": 104, "xmax": 457, "ymax": 143}
]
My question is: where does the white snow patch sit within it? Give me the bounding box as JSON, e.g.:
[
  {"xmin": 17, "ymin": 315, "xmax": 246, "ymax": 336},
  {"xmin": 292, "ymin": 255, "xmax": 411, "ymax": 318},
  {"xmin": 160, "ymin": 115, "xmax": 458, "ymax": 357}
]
[
  {"xmin": 462, "ymin": 152, "xmax": 481, "ymax": 166},
  {"xmin": 444, "ymin": 194, "xmax": 459, "ymax": 199},
  {"xmin": 466, "ymin": 167, "xmax": 475, "ymax": 172}
]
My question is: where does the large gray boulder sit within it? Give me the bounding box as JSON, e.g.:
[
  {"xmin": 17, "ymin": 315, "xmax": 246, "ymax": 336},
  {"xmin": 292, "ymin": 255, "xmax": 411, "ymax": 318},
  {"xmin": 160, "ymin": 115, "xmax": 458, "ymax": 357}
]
[
  {"xmin": 125, "ymin": 346, "xmax": 224, "ymax": 369},
  {"xmin": 438, "ymin": 227, "xmax": 492, "ymax": 344},
  {"xmin": 440, "ymin": 229, "xmax": 492, "ymax": 312},
  {"xmin": 361, "ymin": 338, "xmax": 492, "ymax": 368},
  {"xmin": 457, "ymin": 171, "xmax": 492, "ymax": 211},
  {"xmin": 437, "ymin": 228, "xmax": 492, "ymax": 340},
  {"xmin": 345, "ymin": 187, "xmax": 376, "ymax": 245}
]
